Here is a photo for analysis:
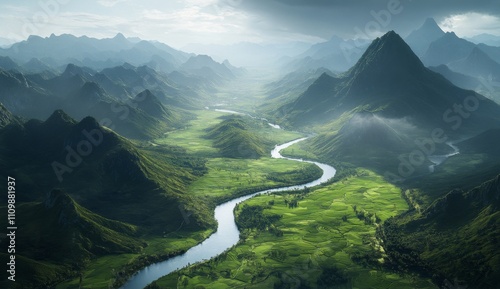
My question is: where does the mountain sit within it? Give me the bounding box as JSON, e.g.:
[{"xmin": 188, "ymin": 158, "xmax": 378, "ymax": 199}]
[
  {"xmin": 205, "ymin": 117, "xmax": 268, "ymax": 159},
  {"xmin": 0, "ymin": 189, "xmax": 144, "ymax": 288},
  {"xmin": 100, "ymin": 64, "xmax": 199, "ymax": 109},
  {"xmin": 0, "ymin": 102, "xmax": 21, "ymax": 128},
  {"xmin": 281, "ymin": 31, "xmax": 500, "ymax": 132},
  {"xmin": 405, "ymin": 18, "xmax": 445, "ymax": 58},
  {"xmin": 0, "ymin": 33, "xmax": 190, "ymax": 72},
  {"xmin": 180, "ymin": 55, "xmax": 235, "ymax": 83},
  {"xmin": 0, "ymin": 68, "xmax": 59, "ymax": 119},
  {"xmin": 467, "ymin": 33, "xmax": 500, "ymax": 46},
  {"xmin": 0, "ymin": 56, "xmax": 20, "ymax": 71},
  {"xmin": 0, "ymin": 110, "xmax": 212, "ymax": 229},
  {"xmin": 423, "ymin": 32, "xmax": 477, "ymax": 66},
  {"xmin": 476, "ymin": 43, "xmax": 500, "ymax": 64},
  {"xmin": 288, "ymin": 36, "xmax": 369, "ymax": 73},
  {"xmin": 276, "ymin": 31, "xmax": 500, "ymax": 179},
  {"xmin": 428, "ymin": 64, "xmax": 482, "ymax": 90},
  {"xmin": 263, "ymin": 67, "xmax": 334, "ymax": 102},
  {"xmin": 21, "ymin": 57, "xmax": 57, "ymax": 73},
  {"xmin": 380, "ymin": 175, "xmax": 500, "ymax": 289},
  {"xmin": 458, "ymin": 128, "xmax": 500, "ymax": 155},
  {"xmin": 449, "ymin": 47, "xmax": 500, "ymax": 81}
]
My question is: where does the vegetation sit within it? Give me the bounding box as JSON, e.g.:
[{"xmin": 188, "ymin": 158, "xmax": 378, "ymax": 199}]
[
  {"xmin": 205, "ymin": 117, "xmax": 268, "ymax": 159},
  {"xmin": 379, "ymin": 175, "xmax": 500, "ymax": 289},
  {"xmin": 148, "ymin": 170, "xmax": 437, "ymax": 288}
]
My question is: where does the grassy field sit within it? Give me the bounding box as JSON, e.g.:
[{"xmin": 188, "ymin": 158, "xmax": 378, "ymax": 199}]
[
  {"xmin": 156, "ymin": 110, "xmax": 303, "ymax": 157},
  {"xmin": 149, "ymin": 170, "xmax": 438, "ymax": 289},
  {"xmin": 55, "ymin": 230, "xmax": 214, "ymax": 289},
  {"xmin": 188, "ymin": 157, "xmax": 322, "ymax": 202}
]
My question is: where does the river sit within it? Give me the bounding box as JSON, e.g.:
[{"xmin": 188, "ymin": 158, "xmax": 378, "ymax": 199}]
[{"xmin": 120, "ymin": 136, "xmax": 336, "ymax": 289}]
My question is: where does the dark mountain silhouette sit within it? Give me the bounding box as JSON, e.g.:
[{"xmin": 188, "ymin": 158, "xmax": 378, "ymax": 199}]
[
  {"xmin": 405, "ymin": 18, "xmax": 445, "ymax": 58},
  {"xmin": 0, "ymin": 102, "xmax": 21, "ymax": 128}
]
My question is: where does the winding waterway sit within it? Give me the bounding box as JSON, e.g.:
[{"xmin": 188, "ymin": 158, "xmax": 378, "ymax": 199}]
[{"xmin": 120, "ymin": 136, "xmax": 336, "ymax": 289}]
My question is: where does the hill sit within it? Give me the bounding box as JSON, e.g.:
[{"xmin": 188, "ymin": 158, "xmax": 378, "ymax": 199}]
[
  {"xmin": 0, "ymin": 189, "xmax": 144, "ymax": 288},
  {"xmin": 380, "ymin": 175, "xmax": 500, "ymax": 289},
  {"xmin": 0, "ymin": 110, "xmax": 212, "ymax": 229},
  {"xmin": 205, "ymin": 117, "xmax": 268, "ymax": 159}
]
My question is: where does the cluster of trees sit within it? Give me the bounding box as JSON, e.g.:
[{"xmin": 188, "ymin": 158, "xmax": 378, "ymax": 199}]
[
  {"xmin": 236, "ymin": 205, "xmax": 282, "ymax": 234},
  {"xmin": 352, "ymin": 205, "xmax": 381, "ymax": 225}
]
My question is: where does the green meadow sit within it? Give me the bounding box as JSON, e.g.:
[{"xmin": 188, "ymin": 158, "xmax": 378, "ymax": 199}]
[
  {"xmin": 155, "ymin": 109, "xmax": 303, "ymax": 157},
  {"xmin": 149, "ymin": 170, "xmax": 437, "ymax": 288}
]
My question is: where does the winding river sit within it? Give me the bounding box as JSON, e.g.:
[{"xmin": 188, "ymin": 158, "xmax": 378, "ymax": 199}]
[{"xmin": 120, "ymin": 136, "xmax": 337, "ymax": 289}]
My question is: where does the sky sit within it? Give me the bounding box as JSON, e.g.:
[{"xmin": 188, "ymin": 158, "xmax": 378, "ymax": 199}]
[{"xmin": 1, "ymin": 0, "xmax": 500, "ymax": 48}]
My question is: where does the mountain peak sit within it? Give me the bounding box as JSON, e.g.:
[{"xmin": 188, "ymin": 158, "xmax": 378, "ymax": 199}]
[
  {"xmin": 422, "ymin": 18, "xmax": 443, "ymax": 33},
  {"xmin": 114, "ymin": 33, "xmax": 126, "ymax": 40},
  {"xmin": 44, "ymin": 110, "xmax": 76, "ymax": 127},
  {"xmin": 348, "ymin": 31, "xmax": 424, "ymax": 79}
]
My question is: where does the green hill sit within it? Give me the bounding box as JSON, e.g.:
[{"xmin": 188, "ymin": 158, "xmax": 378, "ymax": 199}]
[
  {"xmin": 380, "ymin": 175, "xmax": 500, "ymax": 289},
  {"xmin": 0, "ymin": 189, "xmax": 144, "ymax": 288},
  {"xmin": 0, "ymin": 110, "xmax": 212, "ymax": 230},
  {"xmin": 205, "ymin": 117, "xmax": 268, "ymax": 159}
]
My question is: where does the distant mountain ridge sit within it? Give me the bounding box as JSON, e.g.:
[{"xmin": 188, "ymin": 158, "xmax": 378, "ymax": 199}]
[{"xmin": 0, "ymin": 33, "xmax": 191, "ymax": 73}]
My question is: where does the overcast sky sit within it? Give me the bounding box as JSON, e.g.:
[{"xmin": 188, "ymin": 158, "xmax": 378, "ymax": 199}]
[{"xmin": 1, "ymin": 0, "xmax": 500, "ymax": 48}]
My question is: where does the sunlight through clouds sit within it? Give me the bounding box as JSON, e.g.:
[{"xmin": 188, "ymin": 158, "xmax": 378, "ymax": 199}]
[{"xmin": 440, "ymin": 12, "xmax": 500, "ymax": 36}]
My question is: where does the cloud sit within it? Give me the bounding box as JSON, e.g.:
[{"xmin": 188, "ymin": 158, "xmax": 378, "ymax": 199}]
[
  {"xmin": 218, "ymin": 0, "xmax": 500, "ymax": 40},
  {"xmin": 97, "ymin": 0, "xmax": 128, "ymax": 7},
  {"xmin": 440, "ymin": 12, "xmax": 500, "ymax": 37}
]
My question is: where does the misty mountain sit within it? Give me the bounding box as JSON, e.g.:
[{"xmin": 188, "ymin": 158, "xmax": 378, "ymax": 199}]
[
  {"xmin": 180, "ymin": 54, "xmax": 235, "ymax": 84},
  {"xmin": 276, "ymin": 31, "xmax": 500, "ymax": 176},
  {"xmin": 466, "ymin": 33, "xmax": 500, "ymax": 47},
  {"xmin": 0, "ymin": 33, "xmax": 191, "ymax": 72},
  {"xmin": 287, "ymin": 36, "xmax": 368, "ymax": 73},
  {"xmin": 0, "ymin": 56, "xmax": 20, "ymax": 71},
  {"xmin": 281, "ymin": 31, "xmax": 500, "ymax": 132},
  {"xmin": 423, "ymin": 32, "xmax": 477, "ymax": 66},
  {"xmin": 428, "ymin": 64, "xmax": 482, "ymax": 91},
  {"xmin": 0, "ymin": 64, "xmax": 190, "ymax": 139},
  {"xmin": 449, "ymin": 47, "xmax": 500, "ymax": 81},
  {"xmin": 405, "ymin": 18, "xmax": 445, "ymax": 58},
  {"xmin": 182, "ymin": 41, "xmax": 311, "ymax": 67},
  {"xmin": 21, "ymin": 58, "xmax": 58, "ymax": 74},
  {"xmin": 0, "ymin": 68, "xmax": 59, "ymax": 119},
  {"xmin": 264, "ymin": 67, "xmax": 334, "ymax": 102}
]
